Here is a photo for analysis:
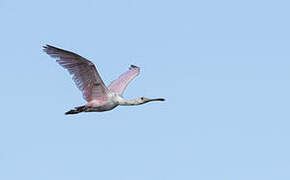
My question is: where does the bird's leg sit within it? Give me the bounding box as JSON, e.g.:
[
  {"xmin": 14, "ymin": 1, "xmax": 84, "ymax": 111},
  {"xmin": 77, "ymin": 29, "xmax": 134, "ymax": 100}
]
[{"xmin": 65, "ymin": 105, "xmax": 86, "ymax": 115}]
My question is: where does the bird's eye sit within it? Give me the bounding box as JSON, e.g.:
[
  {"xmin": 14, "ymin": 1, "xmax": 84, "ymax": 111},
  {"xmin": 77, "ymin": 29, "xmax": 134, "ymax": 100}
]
[{"xmin": 141, "ymin": 97, "xmax": 144, "ymax": 100}]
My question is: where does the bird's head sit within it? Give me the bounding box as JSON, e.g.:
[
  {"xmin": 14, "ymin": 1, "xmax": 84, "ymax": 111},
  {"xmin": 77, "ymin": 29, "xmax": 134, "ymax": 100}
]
[{"xmin": 136, "ymin": 97, "xmax": 165, "ymax": 104}]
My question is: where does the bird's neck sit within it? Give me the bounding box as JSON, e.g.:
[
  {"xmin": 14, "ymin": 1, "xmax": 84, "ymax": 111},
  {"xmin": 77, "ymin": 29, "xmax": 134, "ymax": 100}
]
[{"xmin": 118, "ymin": 98, "xmax": 141, "ymax": 106}]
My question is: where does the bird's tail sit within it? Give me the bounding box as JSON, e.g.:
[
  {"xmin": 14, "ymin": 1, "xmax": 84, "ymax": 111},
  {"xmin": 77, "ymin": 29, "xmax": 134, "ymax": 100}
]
[{"xmin": 65, "ymin": 106, "xmax": 86, "ymax": 115}]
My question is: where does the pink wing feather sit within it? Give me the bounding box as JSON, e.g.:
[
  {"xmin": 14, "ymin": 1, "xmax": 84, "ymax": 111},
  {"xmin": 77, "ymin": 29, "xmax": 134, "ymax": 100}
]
[
  {"xmin": 43, "ymin": 45, "xmax": 109, "ymax": 102},
  {"xmin": 108, "ymin": 65, "xmax": 140, "ymax": 95}
]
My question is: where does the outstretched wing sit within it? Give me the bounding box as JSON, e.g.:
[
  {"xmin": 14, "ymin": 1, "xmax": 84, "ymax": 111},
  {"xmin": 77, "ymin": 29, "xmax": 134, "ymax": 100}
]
[
  {"xmin": 108, "ymin": 65, "xmax": 140, "ymax": 95},
  {"xmin": 43, "ymin": 45, "xmax": 109, "ymax": 102}
]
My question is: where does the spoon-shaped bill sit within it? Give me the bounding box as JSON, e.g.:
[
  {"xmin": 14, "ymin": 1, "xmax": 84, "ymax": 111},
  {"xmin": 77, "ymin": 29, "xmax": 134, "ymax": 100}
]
[{"xmin": 149, "ymin": 98, "xmax": 165, "ymax": 102}]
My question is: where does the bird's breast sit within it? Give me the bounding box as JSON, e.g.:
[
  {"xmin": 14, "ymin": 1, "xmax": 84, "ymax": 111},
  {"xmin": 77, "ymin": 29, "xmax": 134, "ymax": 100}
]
[{"xmin": 86, "ymin": 97, "xmax": 119, "ymax": 112}]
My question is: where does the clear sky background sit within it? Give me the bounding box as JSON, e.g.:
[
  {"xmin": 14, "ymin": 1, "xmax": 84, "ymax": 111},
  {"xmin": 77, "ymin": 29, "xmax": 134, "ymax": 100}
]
[{"xmin": 0, "ymin": 0, "xmax": 290, "ymax": 179}]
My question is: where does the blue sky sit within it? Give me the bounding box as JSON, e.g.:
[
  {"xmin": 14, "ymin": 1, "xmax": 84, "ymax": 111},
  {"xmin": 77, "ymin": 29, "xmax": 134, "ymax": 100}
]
[{"xmin": 1, "ymin": 0, "xmax": 290, "ymax": 179}]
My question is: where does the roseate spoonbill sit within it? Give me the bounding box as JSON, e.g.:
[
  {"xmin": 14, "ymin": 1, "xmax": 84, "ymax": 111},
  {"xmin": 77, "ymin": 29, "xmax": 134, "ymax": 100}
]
[{"xmin": 43, "ymin": 45, "xmax": 165, "ymax": 115}]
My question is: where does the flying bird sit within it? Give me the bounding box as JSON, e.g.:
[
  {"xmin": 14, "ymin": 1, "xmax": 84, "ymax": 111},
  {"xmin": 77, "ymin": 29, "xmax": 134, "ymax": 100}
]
[{"xmin": 43, "ymin": 45, "xmax": 165, "ymax": 115}]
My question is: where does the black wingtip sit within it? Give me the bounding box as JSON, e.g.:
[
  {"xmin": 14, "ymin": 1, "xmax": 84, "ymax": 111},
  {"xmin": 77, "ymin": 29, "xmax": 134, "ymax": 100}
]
[
  {"xmin": 42, "ymin": 44, "xmax": 51, "ymax": 50},
  {"xmin": 42, "ymin": 45, "xmax": 48, "ymax": 52},
  {"xmin": 45, "ymin": 44, "xmax": 56, "ymax": 48},
  {"xmin": 130, "ymin": 65, "xmax": 139, "ymax": 69}
]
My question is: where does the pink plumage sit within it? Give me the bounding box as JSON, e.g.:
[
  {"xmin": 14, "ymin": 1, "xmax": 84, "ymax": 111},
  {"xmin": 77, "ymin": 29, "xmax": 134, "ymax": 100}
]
[
  {"xmin": 108, "ymin": 65, "xmax": 140, "ymax": 95},
  {"xmin": 43, "ymin": 45, "xmax": 165, "ymax": 115},
  {"xmin": 43, "ymin": 45, "xmax": 108, "ymax": 102}
]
